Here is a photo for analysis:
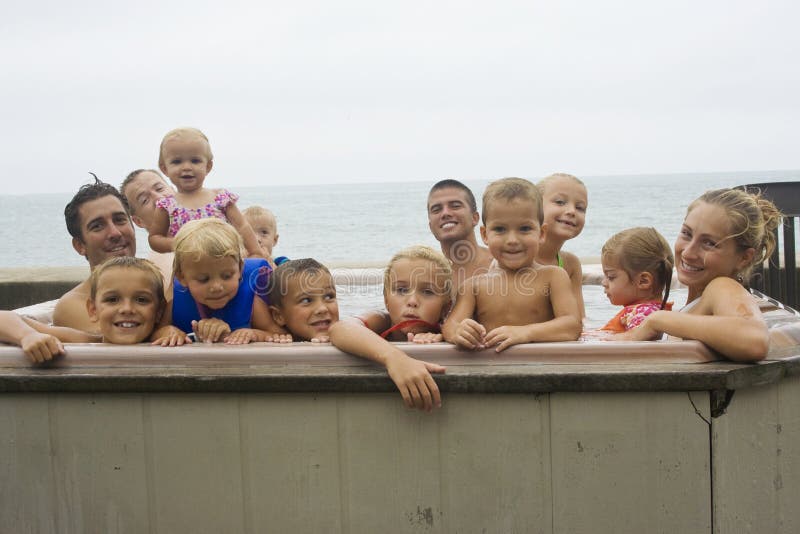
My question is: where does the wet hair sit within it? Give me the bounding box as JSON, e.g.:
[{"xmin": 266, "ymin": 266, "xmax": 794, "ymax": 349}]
[
  {"xmin": 537, "ymin": 172, "xmax": 586, "ymax": 193},
  {"xmin": 89, "ymin": 256, "xmax": 166, "ymax": 311},
  {"xmin": 384, "ymin": 245, "xmax": 454, "ymax": 303},
  {"xmin": 691, "ymin": 187, "xmax": 783, "ymax": 281},
  {"xmin": 158, "ymin": 127, "xmax": 214, "ymax": 168},
  {"xmin": 602, "ymin": 227, "xmax": 674, "ymax": 309},
  {"xmin": 482, "ymin": 177, "xmax": 543, "ymax": 225},
  {"xmin": 119, "ymin": 169, "xmax": 167, "ymax": 215},
  {"xmin": 267, "ymin": 258, "xmax": 332, "ymax": 308},
  {"xmin": 428, "ymin": 179, "xmax": 478, "ymax": 213},
  {"xmin": 64, "ymin": 173, "xmax": 131, "ymax": 240},
  {"xmin": 173, "ymin": 218, "xmax": 242, "ymax": 279}
]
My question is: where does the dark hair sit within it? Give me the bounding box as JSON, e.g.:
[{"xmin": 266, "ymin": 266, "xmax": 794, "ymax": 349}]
[
  {"xmin": 428, "ymin": 179, "xmax": 478, "ymax": 213},
  {"xmin": 267, "ymin": 258, "xmax": 331, "ymax": 308},
  {"xmin": 64, "ymin": 173, "xmax": 130, "ymax": 240}
]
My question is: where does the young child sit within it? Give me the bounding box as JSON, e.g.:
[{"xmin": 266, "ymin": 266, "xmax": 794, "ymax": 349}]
[
  {"xmin": 243, "ymin": 205, "xmax": 288, "ymax": 265},
  {"xmin": 599, "ymin": 227, "xmax": 674, "ymax": 333},
  {"xmin": 536, "ymin": 173, "xmax": 588, "ymax": 317},
  {"xmin": 266, "ymin": 258, "xmax": 341, "ymax": 342},
  {"xmin": 443, "ymin": 177, "xmax": 581, "ymax": 351},
  {"xmin": 147, "ymin": 127, "xmax": 265, "ymax": 259},
  {"xmin": 120, "ymin": 168, "xmax": 176, "ymax": 285},
  {"xmin": 0, "ymin": 257, "xmax": 165, "ymax": 363},
  {"xmin": 152, "ymin": 218, "xmax": 285, "ymax": 345},
  {"xmin": 356, "ymin": 245, "xmax": 452, "ymax": 342},
  {"xmin": 624, "ymin": 188, "xmax": 781, "ymax": 361},
  {"xmin": 342, "ymin": 245, "xmax": 452, "ymax": 412}
]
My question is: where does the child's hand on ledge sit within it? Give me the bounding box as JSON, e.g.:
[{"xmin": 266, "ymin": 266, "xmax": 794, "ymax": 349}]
[
  {"xmin": 151, "ymin": 326, "xmax": 193, "ymax": 346},
  {"xmin": 408, "ymin": 332, "xmax": 443, "ymax": 344},
  {"xmin": 484, "ymin": 325, "xmax": 529, "ymax": 352},
  {"xmin": 21, "ymin": 332, "xmax": 64, "ymax": 363},
  {"xmin": 192, "ymin": 319, "xmax": 231, "ymax": 343},
  {"xmin": 454, "ymin": 319, "xmax": 486, "ymax": 350}
]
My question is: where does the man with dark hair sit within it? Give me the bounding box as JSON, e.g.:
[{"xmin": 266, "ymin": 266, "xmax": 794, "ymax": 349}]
[
  {"xmin": 427, "ymin": 179, "xmax": 492, "ymax": 287},
  {"xmin": 53, "ymin": 176, "xmax": 136, "ymax": 332}
]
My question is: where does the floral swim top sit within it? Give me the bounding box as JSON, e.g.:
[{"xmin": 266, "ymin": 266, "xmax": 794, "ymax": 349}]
[
  {"xmin": 600, "ymin": 300, "xmax": 673, "ymax": 333},
  {"xmin": 156, "ymin": 189, "xmax": 239, "ymax": 237}
]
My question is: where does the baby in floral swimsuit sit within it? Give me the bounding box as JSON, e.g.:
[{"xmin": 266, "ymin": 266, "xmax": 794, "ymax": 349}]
[
  {"xmin": 147, "ymin": 127, "xmax": 265, "ymax": 259},
  {"xmin": 599, "ymin": 227, "xmax": 674, "ymax": 334}
]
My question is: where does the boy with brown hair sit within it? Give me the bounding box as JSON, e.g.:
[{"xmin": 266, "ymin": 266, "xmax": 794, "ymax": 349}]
[{"xmin": 442, "ymin": 178, "xmax": 581, "ymax": 351}]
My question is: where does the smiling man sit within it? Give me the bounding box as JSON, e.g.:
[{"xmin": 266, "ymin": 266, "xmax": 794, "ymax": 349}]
[
  {"xmin": 52, "ymin": 178, "xmax": 137, "ymax": 333},
  {"xmin": 427, "ymin": 179, "xmax": 493, "ymax": 288}
]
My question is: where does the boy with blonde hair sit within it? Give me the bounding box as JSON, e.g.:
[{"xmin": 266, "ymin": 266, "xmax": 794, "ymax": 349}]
[{"xmin": 442, "ymin": 178, "xmax": 581, "ymax": 351}]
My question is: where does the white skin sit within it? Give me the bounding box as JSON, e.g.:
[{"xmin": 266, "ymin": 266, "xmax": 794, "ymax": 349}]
[
  {"xmin": 537, "ymin": 176, "xmax": 587, "ymax": 317},
  {"xmin": 123, "ymin": 171, "xmax": 174, "ymax": 230},
  {"xmin": 148, "ymin": 133, "xmax": 265, "ymax": 259},
  {"xmin": 619, "ymin": 201, "xmax": 768, "ymax": 361}
]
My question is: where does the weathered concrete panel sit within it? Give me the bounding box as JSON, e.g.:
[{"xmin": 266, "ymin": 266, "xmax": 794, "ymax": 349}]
[
  {"xmin": 550, "ymin": 391, "xmax": 711, "ymax": 534},
  {"xmin": 713, "ymin": 374, "xmax": 800, "ymax": 534}
]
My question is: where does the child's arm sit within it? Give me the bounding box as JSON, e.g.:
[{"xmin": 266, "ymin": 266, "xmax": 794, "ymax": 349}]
[
  {"xmin": 0, "ymin": 311, "xmax": 96, "ymax": 363},
  {"xmin": 225, "ymin": 298, "xmax": 291, "ymax": 344},
  {"xmin": 562, "ymin": 251, "xmax": 586, "ymax": 318},
  {"xmin": 225, "ymin": 204, "xmax": 270, "ymax": 260},
  {"xmin": 484, "ymin": 269, "xmax": 581, "ymax": 351},
  {"xmin": 329, "ymin": 319, "xmax": 445, "ymax": 412},
  {"xmin": 441, "ymin": 278, "xmax": 485, "ymax": 349},
  {"xmin": 622, "ymin": 277, "xmax": 769, "ymax": 362},
  {"xmin": 147, "ymin": 208, "xmax": 174, "ymax": 253}
]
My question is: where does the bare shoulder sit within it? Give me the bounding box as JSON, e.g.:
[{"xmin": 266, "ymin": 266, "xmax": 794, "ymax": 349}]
[
  {"xmin": 53, "ymin": 280, "xmax": 92, "ymax": 329},
  {"xmin": 356, "ymin": 310, "xmax": 391, "ymax": 333},
  {"xmin": 703, "ymin": 277, "xmax": 762, "ymax": 315},
  {"xmin": 534, "ymin": 263, "xmax": 570, "ymax": 282},
  {"xmin": 560, "ymin": 251, "xmax": 583, "ymax": 276}
]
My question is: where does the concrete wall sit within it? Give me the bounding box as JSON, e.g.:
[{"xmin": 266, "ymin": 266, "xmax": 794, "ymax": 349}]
[{"xmin": 0, "ymin": 391, "xmax": 714, "ymax": 534}]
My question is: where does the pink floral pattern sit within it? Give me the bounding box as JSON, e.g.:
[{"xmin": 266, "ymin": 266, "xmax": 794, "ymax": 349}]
[
  {"xmin": 601, "ymin": 300, "xmax": 673, "ymax": 333},
  {"xmin": 156, "ymin": 189, "xmax": 239, "ymax": 237}
]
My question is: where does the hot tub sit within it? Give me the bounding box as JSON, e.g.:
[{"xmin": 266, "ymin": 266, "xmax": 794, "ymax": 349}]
[{"xmin": 1, "ymin": 273, "xmax": 798, "ymax": 533}]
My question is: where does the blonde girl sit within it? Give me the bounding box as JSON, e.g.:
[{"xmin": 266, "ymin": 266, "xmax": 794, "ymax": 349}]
[
  {"xmin": 625, "ymin": 188, "xmax": 782, "ymax": 361},
  {"xmin": 147, "ymin": 127, "xmax": 265, "ymax": 259},
  {"xmin": 536, "ymin": 173, "xmax": 588, "ymax": 317},
  {"xmin": 152, "ymin": 218, "xmax": 285, "ymax": 345},
  {"xmin": 600, "ymin": 227, "xmax": 674, "ymax": 333},
  {"xmin": 0, "ymin": 257, "xmax": 165, "ymax": 363},
  {"xmin": 328, "ymin": 245, "xmax": 452, "ymax": 412}
]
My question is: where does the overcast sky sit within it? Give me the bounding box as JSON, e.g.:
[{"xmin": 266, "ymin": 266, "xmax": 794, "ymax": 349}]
[{"xmin": 1, "ymin": 0, "xmax": 798, "ymax": 195}]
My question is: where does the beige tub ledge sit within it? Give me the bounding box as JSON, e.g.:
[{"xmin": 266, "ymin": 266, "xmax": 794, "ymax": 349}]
[{"xmin": 1, "ymin": 340, "xmax": 796, "ymax": 395}]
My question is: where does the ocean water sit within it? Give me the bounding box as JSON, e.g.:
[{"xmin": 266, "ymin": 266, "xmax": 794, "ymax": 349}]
[{"xmin": 2, "ymin": 170, "xmax": 797, "ymax": 269}]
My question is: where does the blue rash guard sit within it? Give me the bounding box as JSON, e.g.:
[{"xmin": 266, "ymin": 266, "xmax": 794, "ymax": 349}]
[{"xmin": 172, "ymin": 258, "xmax": 271, "ymax": 333}]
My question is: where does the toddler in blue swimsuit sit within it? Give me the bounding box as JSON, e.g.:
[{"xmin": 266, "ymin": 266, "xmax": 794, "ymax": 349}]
[{"xmin": 152, "ymin": 218, "xmax": 288, "ymax": 345}]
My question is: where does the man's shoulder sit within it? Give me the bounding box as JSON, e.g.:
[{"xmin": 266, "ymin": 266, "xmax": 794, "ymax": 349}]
[{"xmin": 53, "ymin": 279, "xmax": 91, "ymax": 327}]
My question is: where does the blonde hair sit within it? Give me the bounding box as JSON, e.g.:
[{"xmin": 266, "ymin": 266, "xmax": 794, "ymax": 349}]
[
  {"xmin": 243, "ymin": 205, "xmax": 276, "ymax": 225},
  {"xmin": 158, "ymin": 127, "xmax": 214, "ymax": 168},
  {"xmin": 537, "ymin": 172, "xmax": 586, "ymax": 193},
  {"xmin": 89, "ymin": 256, "xmax": 166, "ymax": 311},
  {"xmin": 173, "ymin": 218, "xmax": 242, "ymax": 279},
  {"xmin": 602, "ymin": 227, "xmax": 674, "ymax": 309},
  {"xmin": 690, "ymin": 188, "xmax": 783, "ymax": 281},
  {"xmin": 482, "ymin": 177, "xmax": 543, "ymax": 225},
  {"xmin": 384, "ymin": 245, "xmax": 453, "ymax": 301}
]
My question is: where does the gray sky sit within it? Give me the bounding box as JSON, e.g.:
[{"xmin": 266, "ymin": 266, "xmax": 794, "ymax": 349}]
[{"xmin": 2, "ymin": 0, "xmax": 798, "ymax": 195}]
